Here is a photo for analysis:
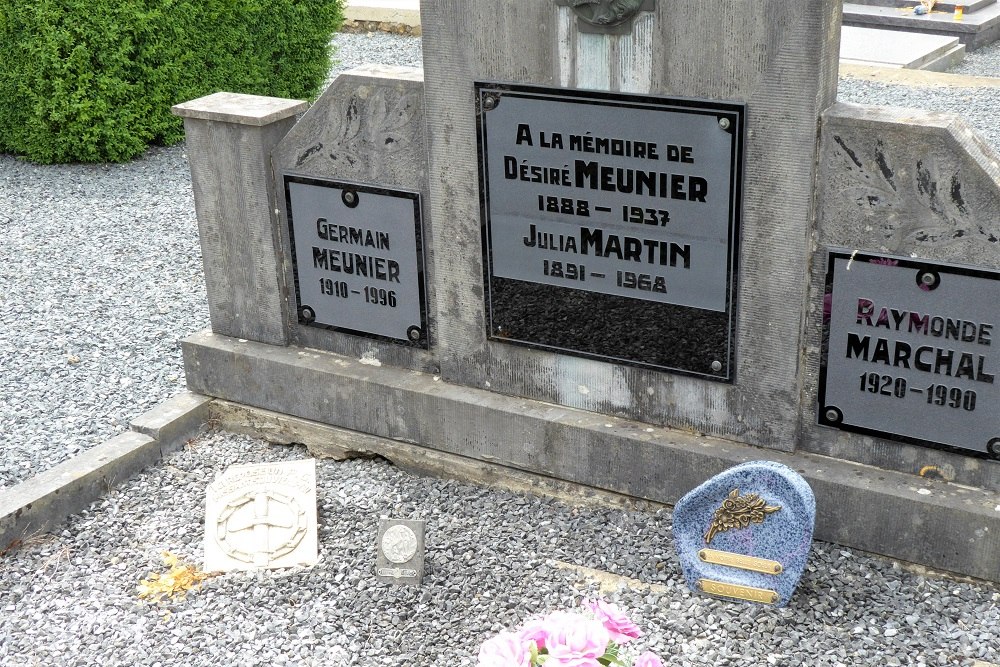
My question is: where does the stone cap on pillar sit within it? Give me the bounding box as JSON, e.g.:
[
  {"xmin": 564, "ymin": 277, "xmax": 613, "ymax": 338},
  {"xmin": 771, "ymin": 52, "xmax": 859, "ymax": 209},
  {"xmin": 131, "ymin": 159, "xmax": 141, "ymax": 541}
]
[{"xmin": 171, "ymin": 92, "xmax": 308, "ymax": 126}]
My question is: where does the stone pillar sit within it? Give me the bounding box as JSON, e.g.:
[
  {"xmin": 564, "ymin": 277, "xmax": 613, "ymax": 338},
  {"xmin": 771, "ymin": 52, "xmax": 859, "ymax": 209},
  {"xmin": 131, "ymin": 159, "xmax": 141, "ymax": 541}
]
[{"xmin": 172, "ymin": 92, "xmax": 308, "ymax": 345}]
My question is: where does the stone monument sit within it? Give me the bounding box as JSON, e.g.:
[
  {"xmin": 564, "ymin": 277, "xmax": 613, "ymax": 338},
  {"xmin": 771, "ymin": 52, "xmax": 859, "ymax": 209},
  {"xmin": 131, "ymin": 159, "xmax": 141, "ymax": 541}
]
[{"xmin": 173, "ymin": 0, "xmax": 1000, "ymax": 582}]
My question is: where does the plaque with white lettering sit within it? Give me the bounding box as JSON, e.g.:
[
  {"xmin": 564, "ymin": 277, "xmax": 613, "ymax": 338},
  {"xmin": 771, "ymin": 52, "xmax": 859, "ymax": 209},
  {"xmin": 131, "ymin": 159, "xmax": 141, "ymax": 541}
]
[
  {"xmin": 819, "ymin": 251, "xmax": 999, "ymax": 457},
  {"xmin": 476, "ymin": 83, "xmax": 744, "ymax": 380},
  {"xmin": 284, "ymin": 175, "xmax": 428, "ymax": 347}
]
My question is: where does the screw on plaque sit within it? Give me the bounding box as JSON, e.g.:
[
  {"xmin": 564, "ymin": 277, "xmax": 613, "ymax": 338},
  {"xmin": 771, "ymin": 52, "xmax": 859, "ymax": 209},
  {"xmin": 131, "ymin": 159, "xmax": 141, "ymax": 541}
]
[
  {"xmin": 823, "ymin": 406, "xmax": 842, "ymax": 425},
  {"xmin": 482, "ymin": 94, "xmax": 499, "ymax": 111},
  {"xmin": 342, "ymin": 189, "xmax": 360, "ymax": 208},
  {"xmin": 407, "ymin": 326, "xmax": 422, "ymax": 342},
  {"xmin": 916, "ymin": 269, "xmax": 940, "ymax": 290},
  {"xmin": 710, "ymin": 360, "xmax": 723, "ymax": 372},
  {"xmin": 299, "ymin": 305, "xmax": 316, "ymax": 323},
  {"xmin": 988, "ymin": 438, "xmax": 1000, "ymax": 459},
  {"xmin": 718, "ymin": 117, "xmax": 731, "ymax": 131}
]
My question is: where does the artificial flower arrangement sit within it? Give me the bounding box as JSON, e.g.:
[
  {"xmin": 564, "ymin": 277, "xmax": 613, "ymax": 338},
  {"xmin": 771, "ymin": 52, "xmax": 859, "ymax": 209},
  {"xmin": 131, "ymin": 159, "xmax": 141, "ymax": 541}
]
[{"xmin": 478, "ymin": 598, "xmax": 665, "ymax": 667}]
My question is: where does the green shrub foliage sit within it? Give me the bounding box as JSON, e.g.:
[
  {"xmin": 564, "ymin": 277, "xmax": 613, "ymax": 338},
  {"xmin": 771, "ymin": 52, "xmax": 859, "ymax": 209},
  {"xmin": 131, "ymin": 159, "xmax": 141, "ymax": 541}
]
[{"xmin": 0, "ymin": 0, "xmax": 343, "ymax": 163}]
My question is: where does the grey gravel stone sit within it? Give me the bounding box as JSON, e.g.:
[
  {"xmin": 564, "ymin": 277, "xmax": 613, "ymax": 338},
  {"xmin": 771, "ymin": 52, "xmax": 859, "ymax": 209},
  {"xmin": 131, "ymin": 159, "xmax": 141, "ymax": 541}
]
[{"xmin": 1, "ymin": 430, "xmax": 998, "ymax": 666}]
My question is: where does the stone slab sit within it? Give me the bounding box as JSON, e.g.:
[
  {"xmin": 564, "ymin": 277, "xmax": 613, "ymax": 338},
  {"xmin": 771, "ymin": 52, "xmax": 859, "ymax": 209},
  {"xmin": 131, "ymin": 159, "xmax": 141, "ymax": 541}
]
[
  {"xmin": 183, "ymin": 330, "xmax": 1000, "ymax": 582},
  {"xmin": 673, "ymin": 461, "xmax": 815, "ymax": 607},
  {"xmin": 345, "ymin": 0, "xmax": 420, "ymax": 26},
  {"xmin": 172, "ymin": 92, "xmax": 308, "ymax": 127},
  {"xmin": 0, "ymin": 391, "xmax": 225, "ymax": 551},
  {"xmin": 131, "ymin": 391, "xmax": 212, "ymax": 448},
  {"xmin": 840, "ymin": 62, "xmax": 1000, "ymax": 86},
  {"xmin": 417, "ymin": 0, "xmax": 841, "ymax": 453},
  {"xmin": 843, "ymin": 2, "xmax": 1000, "ymax": 49},
  {"xmin": 204, "ymin": 459, "xmax": 318, "ymax": 571},
  {"xmin": 270, "ymin": 65, "xmax": 436, "ymax": 373},
  {"xmin": 849, "ymin": 0, "xmax": 996, "ymax": 11},
  {"xmin": 210, "ymin": 400, "xmax": 666, "ymax": 512},
  {"xmin": 840, "ymin": 26, "xmax": 963, "ymax": 68},
  {"xmin": 922, "ymin": 43, "xmax": 969, "ymax": 70}
]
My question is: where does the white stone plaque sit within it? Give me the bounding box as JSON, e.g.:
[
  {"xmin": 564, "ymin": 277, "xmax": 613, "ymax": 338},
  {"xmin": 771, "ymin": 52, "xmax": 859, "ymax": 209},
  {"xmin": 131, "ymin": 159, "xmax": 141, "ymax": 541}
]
[{"xmin": 204, "ymin": 459, "xmax": 318, "ymax": 572}]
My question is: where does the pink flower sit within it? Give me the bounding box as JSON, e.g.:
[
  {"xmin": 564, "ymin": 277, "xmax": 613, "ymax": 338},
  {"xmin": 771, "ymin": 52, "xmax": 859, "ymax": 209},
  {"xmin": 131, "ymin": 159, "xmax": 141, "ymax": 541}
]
[
  {"xmin": 477, "ymin": 630, "xmax": 531, "ymax": 667},
  {"xmin": 634, "ymin": 652, "xmax": 665, "ymax": 667},
  {"xmin": 584, "ymin": 599, "xmax": 642, "ymax": 644},
  {"xmin": 538, "ymin": 610, "xmax": 610, "ymax": 667},
  {"xmin": 519, "ymin": 616, "xmax": 550, "ymax": 651}
]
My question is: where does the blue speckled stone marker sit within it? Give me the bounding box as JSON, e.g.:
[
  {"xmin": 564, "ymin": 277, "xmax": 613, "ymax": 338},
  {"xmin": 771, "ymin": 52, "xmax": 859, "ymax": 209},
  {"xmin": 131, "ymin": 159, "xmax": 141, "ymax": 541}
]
[{"xmin": 673, "ymin": 461, "xmax": 816, "ymax": 607}]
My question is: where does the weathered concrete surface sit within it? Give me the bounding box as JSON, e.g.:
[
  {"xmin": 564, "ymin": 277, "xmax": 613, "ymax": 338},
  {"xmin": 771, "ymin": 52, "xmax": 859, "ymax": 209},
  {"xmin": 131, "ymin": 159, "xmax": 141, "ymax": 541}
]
[
  {"xmin": 131, "ymin": 391, "xmax": 212, "ymax": 449},
  {"xmin": 184, "ymin": 330, "xmax": 1000, "ymax": 582},
  {"xmin": 172, "ymin": 93, "xmax": 306, "ymax": 346},
  {"xmin": 803, "ymin": 102, "xmax": 1000, "ymax": 490},
  {"xmin": 270, "ymin": 66, "xmax": 436, "ymax": 373},
  {"xmin": 419, "ymin": 0, "xmax": 842, "ymax": 451},
  {"xmin": 211, "ymin": 399, "xmax": 665, "ymax": 511}
]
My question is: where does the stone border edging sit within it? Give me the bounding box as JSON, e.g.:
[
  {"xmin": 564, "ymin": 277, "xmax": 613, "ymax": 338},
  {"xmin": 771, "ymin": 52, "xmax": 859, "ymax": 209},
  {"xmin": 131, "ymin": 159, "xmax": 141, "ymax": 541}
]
[{"xmin": 0, "ymin": 392, "xmax": 212, "ymax": 552}]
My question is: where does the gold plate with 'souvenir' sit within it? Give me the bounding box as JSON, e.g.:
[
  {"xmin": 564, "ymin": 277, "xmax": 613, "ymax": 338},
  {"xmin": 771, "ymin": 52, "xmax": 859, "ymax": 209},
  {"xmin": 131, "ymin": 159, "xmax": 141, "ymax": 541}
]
[
  {"xmin": 698, "ymin": 549, "xmax": 783, "ymax": 575},
  {"xmin": 698, "ymin": 579, "xmax": 779, "ymax": 605}
]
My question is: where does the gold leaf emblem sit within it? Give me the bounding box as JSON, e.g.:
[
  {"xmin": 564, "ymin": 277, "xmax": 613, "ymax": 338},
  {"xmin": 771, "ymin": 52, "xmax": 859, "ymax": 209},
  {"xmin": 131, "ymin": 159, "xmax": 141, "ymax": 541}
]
[{"xmin": 704, "ymin": 488, "xmax": 781, "ymax": 545}]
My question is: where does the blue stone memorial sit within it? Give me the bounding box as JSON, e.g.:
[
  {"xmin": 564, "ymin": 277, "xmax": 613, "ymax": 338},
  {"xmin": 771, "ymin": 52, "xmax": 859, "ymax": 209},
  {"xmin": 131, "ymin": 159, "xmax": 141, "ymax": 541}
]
[{"xmin": 673, "ymin": 461, "xmax": 815, "ymax": 607}]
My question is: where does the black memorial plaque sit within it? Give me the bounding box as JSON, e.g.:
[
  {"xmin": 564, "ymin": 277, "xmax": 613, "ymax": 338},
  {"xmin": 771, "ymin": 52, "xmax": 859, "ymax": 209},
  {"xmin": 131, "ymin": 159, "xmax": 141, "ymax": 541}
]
[
  {"xmin": 819, "ymin": 251, "xmax": 1000, "ymax": 458},
  {"xmin": 476, "ymin": 83, "xmax": 744, "ymax": 380},
  {"xmin": 284, "ymin": 175, "xmax": 428, "ymax": 347}
]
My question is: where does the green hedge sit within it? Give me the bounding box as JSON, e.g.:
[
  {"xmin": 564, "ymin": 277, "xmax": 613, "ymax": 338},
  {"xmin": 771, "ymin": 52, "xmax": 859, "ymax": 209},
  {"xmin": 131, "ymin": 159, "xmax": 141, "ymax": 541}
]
[{"xmin": 0, "ymin": 0, "xmax": 343, "ymax": 163}]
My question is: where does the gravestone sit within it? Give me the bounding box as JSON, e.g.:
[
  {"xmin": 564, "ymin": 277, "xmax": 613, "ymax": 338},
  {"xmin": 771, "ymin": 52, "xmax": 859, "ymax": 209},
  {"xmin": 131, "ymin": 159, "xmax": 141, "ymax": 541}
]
[
  {"xmin": 204, "ymin": 459, "xmax": 318, "ymax": 572},
  {"xmin": 174, "ymin": 0, "xmax": 1000, "ymax": 581},
  {"xmin": 673, "ymin": 462, "xmax": 815, "ymax": 607}
]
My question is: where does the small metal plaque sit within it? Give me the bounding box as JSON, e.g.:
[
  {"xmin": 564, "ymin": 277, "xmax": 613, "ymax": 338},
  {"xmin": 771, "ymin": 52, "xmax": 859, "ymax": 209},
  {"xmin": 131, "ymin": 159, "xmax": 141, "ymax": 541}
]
[
  {"xmin": 476, "ymin": 82, "xmax": 744, "ymax": 379},
  {"xmin": 698, "ymin": 549, "xmax": 783, "ymax": 575},
  {"xmin": 284, "ymin": 175, "xmax": 428, "ymax": 347},
  {"xmin": 698, "ymin": 579, "xmax": 779, "ymax": 605},
  {"xmin": 375, "ymin": 518, "xmax": 426, "ymax": 586},
  {"xmin": 820, "ymin": 251, "xmax": 999, "ymax": 457}
]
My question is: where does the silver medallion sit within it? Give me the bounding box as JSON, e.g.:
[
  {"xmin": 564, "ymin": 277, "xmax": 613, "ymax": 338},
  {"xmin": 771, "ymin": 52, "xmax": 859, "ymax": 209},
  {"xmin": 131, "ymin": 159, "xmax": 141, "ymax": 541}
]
[{"xmin": 381, "ymin": 524, "xmax": 419, "ymax": 564}]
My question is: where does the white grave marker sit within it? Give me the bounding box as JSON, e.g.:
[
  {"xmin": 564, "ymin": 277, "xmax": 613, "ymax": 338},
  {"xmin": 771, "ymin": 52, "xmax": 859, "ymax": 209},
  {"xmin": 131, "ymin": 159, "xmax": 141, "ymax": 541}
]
[{"xmin": 204, "ymin": 459, "xmax": 318, "ymax": 572}]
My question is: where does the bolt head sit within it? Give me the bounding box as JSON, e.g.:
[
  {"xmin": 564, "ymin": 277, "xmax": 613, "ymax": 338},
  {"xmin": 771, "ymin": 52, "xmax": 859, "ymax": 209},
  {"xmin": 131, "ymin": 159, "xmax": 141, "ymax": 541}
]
[{"xmin": 718, "ymin": 117, "xmax": 731, "ymax": 130}]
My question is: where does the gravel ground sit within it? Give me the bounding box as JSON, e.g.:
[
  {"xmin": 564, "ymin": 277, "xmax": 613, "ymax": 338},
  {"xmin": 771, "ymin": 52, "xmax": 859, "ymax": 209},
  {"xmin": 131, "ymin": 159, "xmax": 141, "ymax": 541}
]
[
  {"xmin": 1, "ymin": 431, "xmax": 998, "ymax": 667},
  {"xmin": 947, "ymin": 37, "xmax": 1000, "ymax": 77},
  {"xmin": 2, "ymin": 31, "xmax": 1000, "ymax": 667},
  {"xmin": 0, "ymin": 147, "xmax": 207, "ymax": 490}
]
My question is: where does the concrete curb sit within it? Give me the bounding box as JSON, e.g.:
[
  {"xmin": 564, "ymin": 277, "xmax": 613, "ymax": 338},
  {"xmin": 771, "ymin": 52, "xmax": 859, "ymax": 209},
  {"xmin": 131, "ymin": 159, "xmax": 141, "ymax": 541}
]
[{"xmin": 0, "ymin": 392, "xmax": 212, "ymax": 551}]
